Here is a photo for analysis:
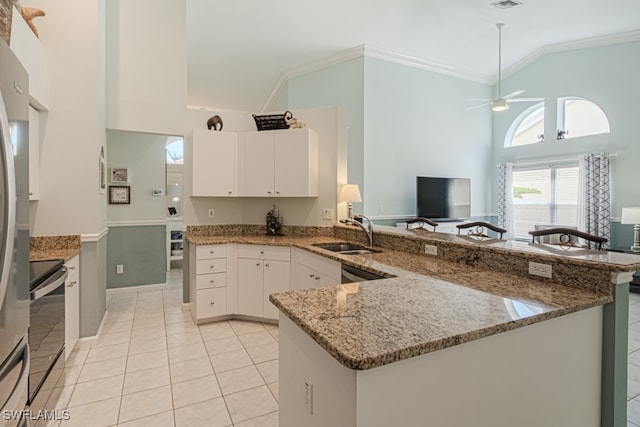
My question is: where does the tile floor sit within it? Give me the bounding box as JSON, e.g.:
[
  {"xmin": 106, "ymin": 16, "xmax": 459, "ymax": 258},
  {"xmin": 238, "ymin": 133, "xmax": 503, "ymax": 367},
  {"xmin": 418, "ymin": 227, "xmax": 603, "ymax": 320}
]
[
  {"xmin": 35, "ymin": 268, "xmax": 640, "ymax": 426},
  {"xmin": 38, "ymin": 269, "xmax": 279, "ymax": 427},
  {"xmin": 629, "ymin": 291, "xmax": 640, "ymax": 426}
]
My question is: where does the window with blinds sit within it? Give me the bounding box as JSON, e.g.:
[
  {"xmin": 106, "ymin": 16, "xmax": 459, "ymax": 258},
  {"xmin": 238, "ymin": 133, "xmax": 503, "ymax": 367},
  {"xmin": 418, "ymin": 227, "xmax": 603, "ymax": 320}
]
[{"xmin": 512, "ymin": 164, "xmax": 579, "ymax": 239}]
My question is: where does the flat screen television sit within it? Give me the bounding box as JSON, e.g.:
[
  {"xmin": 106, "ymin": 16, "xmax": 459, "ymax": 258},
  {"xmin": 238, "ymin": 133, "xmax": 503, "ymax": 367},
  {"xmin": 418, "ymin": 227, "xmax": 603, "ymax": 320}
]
[{"xmin": 416, "ymin": 177, "xmax": 470, "ymax": 221}]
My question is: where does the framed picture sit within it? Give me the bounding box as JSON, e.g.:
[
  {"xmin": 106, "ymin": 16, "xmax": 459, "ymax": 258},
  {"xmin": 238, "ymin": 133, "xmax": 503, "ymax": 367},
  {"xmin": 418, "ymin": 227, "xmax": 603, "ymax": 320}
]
[
  {"xmin": 111, "ymin": 168, "xmax": 129, "ymax": 183},
  {"xmin": 108, "ymin": 186, "xmax": 131, "ymax": 204}
]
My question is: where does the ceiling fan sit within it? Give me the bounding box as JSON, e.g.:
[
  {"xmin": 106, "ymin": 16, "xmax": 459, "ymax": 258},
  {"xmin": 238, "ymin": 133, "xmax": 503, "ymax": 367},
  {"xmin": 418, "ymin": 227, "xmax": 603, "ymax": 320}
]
[{"xmin": 466, "ymin": 23, "xmax": 543, "ymax": 112}]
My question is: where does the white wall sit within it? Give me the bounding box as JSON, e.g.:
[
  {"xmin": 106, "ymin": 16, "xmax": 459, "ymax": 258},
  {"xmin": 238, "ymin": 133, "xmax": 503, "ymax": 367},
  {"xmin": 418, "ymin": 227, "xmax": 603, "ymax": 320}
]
[{"xmin": 28, "ymin": 0, "xmax": 107, "ymax": 236}]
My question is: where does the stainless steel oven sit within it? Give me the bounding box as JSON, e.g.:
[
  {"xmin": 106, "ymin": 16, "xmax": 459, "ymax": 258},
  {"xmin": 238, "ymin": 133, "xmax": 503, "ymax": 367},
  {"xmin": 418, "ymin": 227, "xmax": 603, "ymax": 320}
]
[{"xmin": 28, "ymin": 260, "xmax": 67, "ymax": 408}]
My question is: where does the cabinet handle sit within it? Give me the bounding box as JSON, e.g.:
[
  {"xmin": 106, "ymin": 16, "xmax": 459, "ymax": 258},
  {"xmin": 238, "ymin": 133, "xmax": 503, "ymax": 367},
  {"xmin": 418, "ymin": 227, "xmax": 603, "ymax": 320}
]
[
  {"xmin": 260, "ymin": 251, "xmax": 264, "ymax": 255},
  {"xmin": 228, "ymin": 191, "xmax": 232, "ymax": 194},
  {"xmin": 209, "ymin": 265, "xmax": 215, "ymax": 269},
  {"xmin": 309, "ymin": 274, "xmax": 315, "ymax": 278},
  {"xmin": 210, "ymin": 301, "xmax": 215, "ymax": 305},
  {"xmin": 209, "ymin": 279, "xmax": 215, "ymax": 284},
  {"xmin": 209, "ymin": 250, "xmax": 215, "ymax": 254},
  {"xmin": 265, "ymin": 263, "xmax": 270, "ymax": 268},
  {"xmin": 256, "ymin": 263, "xmax": 261, "ymax": 266},
  {"xmin": 267, "ymin": 191, "xmax": 272, "ymax": 194},
  {"xmin": 67, "ymin": 281, "xmax": 77, "ymax": 287},
  {"xmin": 69, "ymin": 266, "xmax": 76, "ymax": 270},
  {"xmin": 314, "ymin": 276, "xmax": 320, "ymax": 281},
  {"xmin": 276, "ymin": 191, "xmax": 280, "ymax": 194}
]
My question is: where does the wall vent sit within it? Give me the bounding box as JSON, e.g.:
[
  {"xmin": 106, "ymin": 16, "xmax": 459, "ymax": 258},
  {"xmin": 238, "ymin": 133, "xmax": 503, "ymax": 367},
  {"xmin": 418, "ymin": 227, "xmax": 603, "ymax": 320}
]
[{"xmin": 491, "ymin": 0, "xmax": 522, "ymax": 9}]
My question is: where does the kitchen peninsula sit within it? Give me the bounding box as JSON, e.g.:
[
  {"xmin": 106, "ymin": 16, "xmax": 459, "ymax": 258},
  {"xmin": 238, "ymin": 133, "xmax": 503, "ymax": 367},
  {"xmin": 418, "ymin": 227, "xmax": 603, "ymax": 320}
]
[{"xmin": 187, "ymin": 224, "xmax": 640, "ymax": 427}]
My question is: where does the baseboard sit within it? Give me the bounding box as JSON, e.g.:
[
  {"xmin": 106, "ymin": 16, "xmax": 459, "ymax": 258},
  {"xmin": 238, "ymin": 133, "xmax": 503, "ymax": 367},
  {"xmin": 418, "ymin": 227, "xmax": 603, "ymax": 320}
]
[
  {"xmin": 182, "ymin": 302, "xmax": 190, "ymax": 312},
  {"xmin": 106, "ymin": 282, "xmax": 168, "ymax": 294},
  {"xmin": 75, "ymin": 309, "xmax": 108, "ymax": 349}
]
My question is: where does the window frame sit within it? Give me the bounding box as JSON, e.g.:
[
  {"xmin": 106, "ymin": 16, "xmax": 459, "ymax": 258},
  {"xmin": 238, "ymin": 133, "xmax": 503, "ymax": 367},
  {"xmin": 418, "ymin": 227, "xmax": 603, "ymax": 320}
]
[
  {"xmin": 556, "ymin": 96, "xmax": 610, "ymax": 140},
  {"xmin": 504, "ymin": 101, "xmax": 545, "ymax": 148},
  {"xmin": 511, "ymin": 160, "xmax": 580, "ymax": 240}
]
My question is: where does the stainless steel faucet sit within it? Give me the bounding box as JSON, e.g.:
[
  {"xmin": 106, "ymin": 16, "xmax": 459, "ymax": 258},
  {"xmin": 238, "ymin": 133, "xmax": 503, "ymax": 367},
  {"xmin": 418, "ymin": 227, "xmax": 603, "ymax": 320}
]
[{"xmin": 340, "ymin": 214, "xmax": 374, "ymax": 248}]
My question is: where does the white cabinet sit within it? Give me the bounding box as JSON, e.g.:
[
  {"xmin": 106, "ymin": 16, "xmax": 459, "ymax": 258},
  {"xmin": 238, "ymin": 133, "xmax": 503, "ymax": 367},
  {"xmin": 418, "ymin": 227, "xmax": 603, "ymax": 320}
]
[
  {"xmin": 237, "ymin": 245, "xmax": 290, "ymax": 320},
  {"xmin": 190, "ymin": 244, "xmax": 231, "ymax": 321},
  {"xmin": 65, "ymin": 255, "xmax": 79, "ymax": 360},
  {"xmin": 241, "ymin": 128, "xmax": 318, "ymax": 197},
  {"xmin": 292, "ymin": 248, "xmax": 341, "ymax": 290},
  {"xmin": 188, "ymin": 129, "xmax": 237, "ymax": 197},
  {"xmin": 28, "ymin": 106, "xmax": 39, "ymax": 200}
]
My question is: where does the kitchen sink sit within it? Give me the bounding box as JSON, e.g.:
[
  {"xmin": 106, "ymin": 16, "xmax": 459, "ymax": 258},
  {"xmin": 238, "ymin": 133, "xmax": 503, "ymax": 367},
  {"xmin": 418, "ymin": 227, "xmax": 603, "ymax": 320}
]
[{"xmin": 312, "ymin": 242, "xmax": 381, "ymax": 255}]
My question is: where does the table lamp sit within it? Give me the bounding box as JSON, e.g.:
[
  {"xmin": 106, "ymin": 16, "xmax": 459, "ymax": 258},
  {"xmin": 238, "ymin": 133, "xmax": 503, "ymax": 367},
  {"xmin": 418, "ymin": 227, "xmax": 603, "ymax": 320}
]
[
  {"xmin": 339, "ymin": 184, "xmax": 362, "ymax": 219},
  {"xmin": 621, "ymin": 207, "xmax": 640, "ymax": 252}
]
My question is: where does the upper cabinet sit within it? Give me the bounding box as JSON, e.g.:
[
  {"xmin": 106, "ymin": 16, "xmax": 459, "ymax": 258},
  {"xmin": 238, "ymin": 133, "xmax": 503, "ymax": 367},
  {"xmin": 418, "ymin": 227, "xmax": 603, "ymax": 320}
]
[
  {"xmin": 188, "ymin": 129, "xmax": 237, "ymax": 197},
  {"xmin": 241, "ymin": 128, "xmax": 318, "ymax": 197},
  {"xmin": 189, "ymin": 128, "xmax": 318, "ymax": 198}
]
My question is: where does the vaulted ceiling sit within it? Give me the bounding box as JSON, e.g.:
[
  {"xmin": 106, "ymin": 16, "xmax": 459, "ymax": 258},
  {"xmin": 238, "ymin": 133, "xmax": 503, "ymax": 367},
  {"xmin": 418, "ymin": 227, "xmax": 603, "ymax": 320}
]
[{"xmin": 186, "ymin": 0, "xmax": 640, "ymax": 112}]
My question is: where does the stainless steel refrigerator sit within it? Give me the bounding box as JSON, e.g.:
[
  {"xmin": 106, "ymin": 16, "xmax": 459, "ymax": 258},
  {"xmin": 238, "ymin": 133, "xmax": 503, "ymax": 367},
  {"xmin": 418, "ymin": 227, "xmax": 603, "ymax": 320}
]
[{"xmin": 0, "ymin": 37, "xmax": 30, "ymax": 426}]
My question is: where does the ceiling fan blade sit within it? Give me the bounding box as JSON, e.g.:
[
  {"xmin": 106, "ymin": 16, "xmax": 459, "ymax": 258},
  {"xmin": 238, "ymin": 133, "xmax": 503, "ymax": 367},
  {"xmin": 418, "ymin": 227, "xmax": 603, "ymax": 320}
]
[
  {"xmin": 502, "ymin": 89, "xmax": 526, "ymax": 100},
  {"xmin": 507, "ymin": 97, "xmax": 544, "ymax": 103},
  {"xmin": 464, "ymin": 102, "xmax": 492, "ymax": 111}
]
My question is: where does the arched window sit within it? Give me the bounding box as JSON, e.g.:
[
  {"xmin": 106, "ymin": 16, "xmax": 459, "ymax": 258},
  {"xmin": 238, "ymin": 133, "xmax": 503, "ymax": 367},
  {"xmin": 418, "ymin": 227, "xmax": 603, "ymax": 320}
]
[
  {"xmin": 557, "ymin": 97, "xmax": 610, "ymax": 140},
  {"xmin": 504, "ymin": 102, "xmax": 545, "ymax": 147},
  {"xmin": 165, "ymin": 137, "xmax": 184, "ymax": 164}
]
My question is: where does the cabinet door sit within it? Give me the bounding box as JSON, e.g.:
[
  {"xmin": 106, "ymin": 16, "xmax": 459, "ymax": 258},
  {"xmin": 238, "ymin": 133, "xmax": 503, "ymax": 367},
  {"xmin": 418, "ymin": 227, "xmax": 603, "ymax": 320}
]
[
  {"xmin": 294, "ymin": 263, "xmax": 318, "ymax": 290},
  {"xmin": 263, "ymin": 259, "xmax": 290, "ymax": 319},
  {"xmin": 237, "ymin": 258, "xmax": 264, "ymax": 317},
  {"xmin": 274, "ymin": 129, "xmax": 318, "ymax": 197},
  {"xmin": 191, "ymin": 129, "xmax": 237, "ymax": 196},
  {"xmin": 65, "ymin": 255, "xmax": 80, "ymax": 360},
  {"xmin": 243, "ymin": 132, "xmax": 275, "ymax": 196},
  {"xmin": 196, "ymin": 287, "xmax": 228, "ymax": 318}
]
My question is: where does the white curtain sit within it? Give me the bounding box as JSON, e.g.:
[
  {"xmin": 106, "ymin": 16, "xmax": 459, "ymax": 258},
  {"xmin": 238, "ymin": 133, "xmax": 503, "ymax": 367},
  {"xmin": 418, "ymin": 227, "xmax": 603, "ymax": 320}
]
[
  {"xmin": 497, "ymin": 162, "xmax": 515, "ymax": 240},
  {"xmin": 578, "ymin": 153, "xmax": 610, "ymax": 249}
]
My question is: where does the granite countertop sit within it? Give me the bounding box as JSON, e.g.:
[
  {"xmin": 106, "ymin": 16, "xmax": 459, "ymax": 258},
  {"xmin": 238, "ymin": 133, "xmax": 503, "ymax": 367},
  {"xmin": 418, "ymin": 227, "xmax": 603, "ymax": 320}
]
[
  {"xmin": 189, "ymin": 230, "xmax": 623, "ymax": 370},
  {"xmin": 30, "ymin": 248, "xmax": 80, "ymax": 262}
]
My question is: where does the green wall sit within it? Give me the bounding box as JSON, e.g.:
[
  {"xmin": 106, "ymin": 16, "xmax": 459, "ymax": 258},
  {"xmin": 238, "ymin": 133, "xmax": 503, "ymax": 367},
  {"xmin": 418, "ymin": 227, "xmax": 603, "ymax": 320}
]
[
  {"xmin": 491, "ymin": 40, "xmax": 640, "ymax": 247},
  {"xmin": 107, "ymin": 225, "xmax": 167, "ymax": 288}
]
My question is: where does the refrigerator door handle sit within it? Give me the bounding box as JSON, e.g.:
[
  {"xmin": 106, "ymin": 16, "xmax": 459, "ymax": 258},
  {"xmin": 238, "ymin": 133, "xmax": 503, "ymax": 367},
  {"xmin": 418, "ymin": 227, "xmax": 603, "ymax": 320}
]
[
  {"xmin": 30, "ymin": 267, "xmax": 68, "ymax": 301},
  {"xmin": 0, "ymin": 88, "xmax": 17, "ymax": 311}
]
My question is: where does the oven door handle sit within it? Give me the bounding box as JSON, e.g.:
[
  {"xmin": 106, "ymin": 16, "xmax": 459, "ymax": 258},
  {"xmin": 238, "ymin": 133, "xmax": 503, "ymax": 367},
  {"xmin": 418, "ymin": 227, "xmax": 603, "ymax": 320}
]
[
  {"xmin": 30, "ymin": 267, "xmax": 68, "ymax": 300},
  {"xmin": 0, "ymin": 335, "xmax": 29, "ymax": 413}
]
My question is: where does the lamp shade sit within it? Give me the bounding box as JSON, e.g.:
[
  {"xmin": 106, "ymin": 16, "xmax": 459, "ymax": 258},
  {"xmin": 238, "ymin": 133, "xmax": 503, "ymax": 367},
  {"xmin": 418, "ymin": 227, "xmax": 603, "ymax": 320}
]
[
  {"xmin": 339, "ymin": 184, "xmax": 362, "ymax": 203},
  {"xmin": 621, "ymin": 207, "xmax": 640, "ymax": 224}
]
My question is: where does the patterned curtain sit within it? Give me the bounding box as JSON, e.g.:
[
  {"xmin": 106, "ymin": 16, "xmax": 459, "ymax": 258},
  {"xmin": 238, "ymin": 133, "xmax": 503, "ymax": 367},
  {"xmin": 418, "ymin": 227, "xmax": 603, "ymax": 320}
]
[
  {"xmin": 497, "ymin": 162, "xmax": 515, "ymax": 240},
  {"xmin": 579, "ymin": 153, "xmax": 610, "ymax": 249}
]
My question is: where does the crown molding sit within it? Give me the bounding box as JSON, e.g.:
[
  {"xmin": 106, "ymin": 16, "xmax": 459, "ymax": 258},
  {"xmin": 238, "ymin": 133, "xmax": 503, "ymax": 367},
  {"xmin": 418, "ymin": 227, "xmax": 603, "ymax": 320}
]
[
  {"xmin": 501, "ymin": 30, "xmax": 640, "ymax": 81},
  {"xmin": 261, "ymin": 30, "xmax": 640, "ymax": 111}
]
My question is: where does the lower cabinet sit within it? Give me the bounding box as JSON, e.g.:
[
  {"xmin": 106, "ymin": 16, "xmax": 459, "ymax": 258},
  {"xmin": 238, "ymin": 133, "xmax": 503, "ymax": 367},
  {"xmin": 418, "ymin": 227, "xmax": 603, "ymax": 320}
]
[
  {"xmin": 65, "ymin": 255, "xmax": 80, "ymax": 360},
  {"xmin": 190, "ymin": 244, "xmax": 233, "ymax": 321},
  {"xmin": 190, "ymin": 244, "xmax": 343, "ymax": 323},
  {"xmin": 292, "ymin": 248, "xmax": 341, "ymax": 290},
  {"xmin": 237, "ymin": 245, "xmax": 290, "ymax": 320}
]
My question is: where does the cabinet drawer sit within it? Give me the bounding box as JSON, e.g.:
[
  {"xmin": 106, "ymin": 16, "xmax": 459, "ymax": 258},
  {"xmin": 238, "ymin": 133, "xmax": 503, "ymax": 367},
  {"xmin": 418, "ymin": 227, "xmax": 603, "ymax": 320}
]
[
  {"xmin": 196, "ymin": 258, "xmax": 227, "ymax": 274},
  {"xmin": 196, "ymin": 287, "xmax": 227, "ymax": 318},
  {"xmin": 196, "ymin": 272, "xmax": 227, "ymax": 290},
  {"xmin": 237, "ymin": 244, "xmax": 290, "ymax": 261},
  {"xmin": 196, "ymin": 245, "xmax": 227, "ymax": 260}
]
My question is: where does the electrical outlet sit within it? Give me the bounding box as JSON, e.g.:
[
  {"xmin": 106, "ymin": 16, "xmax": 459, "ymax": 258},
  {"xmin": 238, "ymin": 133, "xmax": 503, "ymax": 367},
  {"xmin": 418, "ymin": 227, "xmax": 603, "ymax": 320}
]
[
  {"xmin": 424, "ymin": 244, "xmax": 438, "ymax": 256},
  {"xmin": 208, "ymin": 208, "xmax": 215, "ymax": 218},
  {"xmin": 529, "ymin": 261, "xmax": 552, "ymax": 278},
  {"xmin": 303, "ymin": 377, "xmax": 313, "ymax": 415},
  {"xmin": 322, "ymin": 208, "xmax": 334, "ymax": 220},
  {"xmin": 116, "ymin": 264, "xmax": 124, "ymax": 274}
]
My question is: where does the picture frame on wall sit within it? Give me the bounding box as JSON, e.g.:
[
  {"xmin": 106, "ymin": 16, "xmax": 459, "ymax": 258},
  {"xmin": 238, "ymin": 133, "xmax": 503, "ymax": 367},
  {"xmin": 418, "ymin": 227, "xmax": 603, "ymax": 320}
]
[
  {"xmin": 111, "ymin": 168, "xmax": 129, "ymax": 183},
  {"xmin": 108, "ymin": 185, "xmax": 131, "ymax": 204}
]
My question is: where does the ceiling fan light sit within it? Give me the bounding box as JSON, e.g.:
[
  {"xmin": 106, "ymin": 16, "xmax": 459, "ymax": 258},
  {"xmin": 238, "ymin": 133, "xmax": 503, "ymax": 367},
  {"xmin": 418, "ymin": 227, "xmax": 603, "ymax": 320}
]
[{"xmin": 492, "ymin": 99, "xmax": 509, "ymax": 112}]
